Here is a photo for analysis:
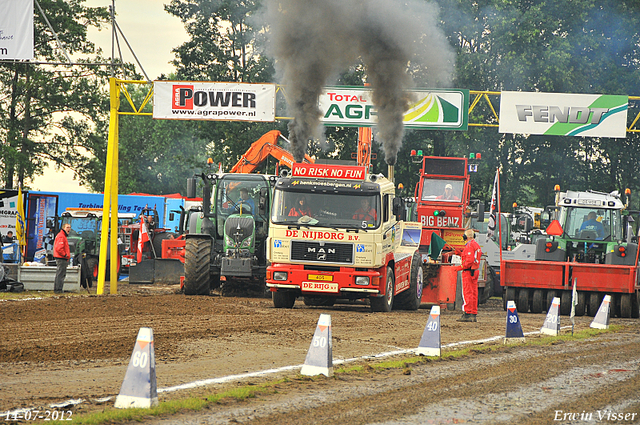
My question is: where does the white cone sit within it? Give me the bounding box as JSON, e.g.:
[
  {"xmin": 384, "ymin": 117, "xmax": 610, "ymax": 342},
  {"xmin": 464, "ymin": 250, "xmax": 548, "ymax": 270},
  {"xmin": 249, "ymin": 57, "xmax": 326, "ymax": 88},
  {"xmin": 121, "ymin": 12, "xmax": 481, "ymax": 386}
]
[
  {"xmin": 416, "ymin": 306, "xmax": 441, "ymax": 356},
  {"xmin": 590, "ymin": 295, "xmax": 612, "ymax": 329},
  {"xmin": 541, "ymin": 297, "xmax": 561, "ymax": 336},
  {"xmin": 505, "ymin": 300, "xmax": 525, "ymax": 341},
  {"xmin": 114, "ymin": 327, "xmax": 158, "ymax": 409},
  {"xmin": 301, "ymin": 314, "xmax": 333, "ymax": 377}
]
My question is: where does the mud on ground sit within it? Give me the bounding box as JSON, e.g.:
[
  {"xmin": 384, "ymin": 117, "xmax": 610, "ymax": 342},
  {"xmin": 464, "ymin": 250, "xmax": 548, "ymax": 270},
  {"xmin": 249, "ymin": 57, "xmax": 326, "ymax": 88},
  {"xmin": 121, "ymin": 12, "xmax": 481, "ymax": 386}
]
[{"xmin": 1, "ymin": 282, "xmax": 639, "ymax": 424}]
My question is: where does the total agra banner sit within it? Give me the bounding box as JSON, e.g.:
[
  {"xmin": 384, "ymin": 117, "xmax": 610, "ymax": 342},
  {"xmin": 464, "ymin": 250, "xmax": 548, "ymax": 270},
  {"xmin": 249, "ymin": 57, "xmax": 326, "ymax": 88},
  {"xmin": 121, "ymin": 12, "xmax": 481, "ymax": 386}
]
[
  {"xmin": 153, "ymin": 81, "xmax": 276, "ymax": 122},
  {"xmin": 499, "ymin": 91, "xmax": 628, "ymax": 138},
  {"xmin": 319, "ymin": 87, "xmax": 469, "ymax": 130},
  {"xmin": 0, "ymin": 0, "xmax": 34, "ymax": 60}
]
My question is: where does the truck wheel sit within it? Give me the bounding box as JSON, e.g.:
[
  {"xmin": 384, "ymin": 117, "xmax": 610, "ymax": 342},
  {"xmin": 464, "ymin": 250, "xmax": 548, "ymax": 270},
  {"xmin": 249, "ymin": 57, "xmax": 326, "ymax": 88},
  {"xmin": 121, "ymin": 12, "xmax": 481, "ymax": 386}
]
[
  {"xmin": 620, "ymin": 294, "xmax": 632, "ymax": 318},
  {"xmin": 371, "ymin": 266, "xmax": 395, "ymax": 312},
  {"xmin": 504, "ymin": 287, "xmax": 516, "ymax": 311},
  {"xmin": 546, "ymin": 291, "xmax": 557, "ymax": 313},
  {"xmin": 87, "ymin": 257, "xmax": 99, "ymax": 285},
  {"xmin": 632, "ymin": 292, "xmax": 640, "ymax": 319},
  {"xmin": 478, "ymin": 267, "xmax": 495, "ymax": 305},
  {"xmin": 395, "ymin": 253, "xmax": 422, "ymax": 310},
  {"xmin": 560, "ymin": 291, "xmax": 571, "ymax": 316},
  {"xmin": 531, "ymin": 289, "xmax": 544, "ymax": 313},
  {"xmin": 516, "ymin": 289, "xmax": 530, "ymax": 313},
  {"xmin": 273, "ymin": 290, "xmax": 296, "ymax": 308},
  {"xmin": 588, "ymin": 292, "xmax": 602, "ymax": 317},
  {"xmin": 184, "ymin": 238, "xmax": 211, "ymax": 295},
  {"xmin": 575, "ymin": 291, "xmax": 586, "ymax": 316}
]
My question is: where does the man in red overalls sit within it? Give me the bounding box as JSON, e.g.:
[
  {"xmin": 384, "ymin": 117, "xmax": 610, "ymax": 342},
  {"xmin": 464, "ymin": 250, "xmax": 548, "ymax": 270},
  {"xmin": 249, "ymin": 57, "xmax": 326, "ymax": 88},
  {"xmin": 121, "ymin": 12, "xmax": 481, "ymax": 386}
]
[{"xmin": 458, "ymin": 228, "xmax": 482, "ymax": 322}]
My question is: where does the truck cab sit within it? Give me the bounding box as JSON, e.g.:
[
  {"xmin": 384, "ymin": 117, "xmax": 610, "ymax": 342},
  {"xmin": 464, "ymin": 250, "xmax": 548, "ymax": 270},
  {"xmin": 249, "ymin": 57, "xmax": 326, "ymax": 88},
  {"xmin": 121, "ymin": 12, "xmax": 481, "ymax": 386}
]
[{"xmin": 267, "ymin": 163, "xmax": 423, "ymax": 312}]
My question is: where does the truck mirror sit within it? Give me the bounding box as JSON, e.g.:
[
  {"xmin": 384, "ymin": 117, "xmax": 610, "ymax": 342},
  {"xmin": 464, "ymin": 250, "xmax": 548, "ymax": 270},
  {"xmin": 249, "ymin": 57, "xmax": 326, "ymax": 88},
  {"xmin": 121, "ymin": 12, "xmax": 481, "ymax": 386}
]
[
  {"xmin": 258, "ymin": 187, "xmax": 269, "ymax": 215},
  {"xmin": 187, "ymin": 178, "xmax": 196, "ymax": 199},
  {"xmin": 477, "ymin": 201, "xmax": 485, "ymax": 222},
  {"xmin": 392, "ymin": 197, "xmax": 405, "ymax": 220}
]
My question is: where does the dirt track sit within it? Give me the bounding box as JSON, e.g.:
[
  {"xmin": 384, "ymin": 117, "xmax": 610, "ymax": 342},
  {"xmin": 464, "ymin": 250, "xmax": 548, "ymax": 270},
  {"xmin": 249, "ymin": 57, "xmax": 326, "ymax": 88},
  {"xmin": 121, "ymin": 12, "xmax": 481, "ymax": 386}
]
[{"xmin": 1, "ymin": 283, "xmax": 639, "ymax": 424}]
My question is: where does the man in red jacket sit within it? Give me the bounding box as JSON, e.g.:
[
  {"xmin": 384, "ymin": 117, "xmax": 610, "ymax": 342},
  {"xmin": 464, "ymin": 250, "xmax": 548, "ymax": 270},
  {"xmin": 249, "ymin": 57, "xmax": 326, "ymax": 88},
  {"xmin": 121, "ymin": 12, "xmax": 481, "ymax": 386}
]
[
  {"xmin": 458, "ymin": 228, "xmax": 482, "ymax": 322},
  {"xmin": 53, "ymin": 223, "xmax": 71, "ymax": 294}
]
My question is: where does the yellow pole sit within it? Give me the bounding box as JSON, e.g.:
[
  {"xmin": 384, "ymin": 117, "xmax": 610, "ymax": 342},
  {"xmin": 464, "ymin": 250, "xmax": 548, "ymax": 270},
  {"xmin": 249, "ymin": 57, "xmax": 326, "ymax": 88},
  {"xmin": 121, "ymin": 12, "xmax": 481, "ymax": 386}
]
[
  {"xmin": 98, "ymin": 77, "xmax": 120, "ymax": 294},
  {"xmin": 110, "ymin": 115, "xmax": 119, "ymax": 294}
]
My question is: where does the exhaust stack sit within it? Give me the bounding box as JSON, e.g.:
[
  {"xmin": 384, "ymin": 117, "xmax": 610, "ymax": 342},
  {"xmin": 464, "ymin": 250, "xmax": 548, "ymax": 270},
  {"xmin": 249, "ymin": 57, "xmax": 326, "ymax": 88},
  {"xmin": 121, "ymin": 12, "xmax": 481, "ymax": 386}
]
[{"xmin": 388, "ymin": 165, "xmax": 395, "ymax": 183}]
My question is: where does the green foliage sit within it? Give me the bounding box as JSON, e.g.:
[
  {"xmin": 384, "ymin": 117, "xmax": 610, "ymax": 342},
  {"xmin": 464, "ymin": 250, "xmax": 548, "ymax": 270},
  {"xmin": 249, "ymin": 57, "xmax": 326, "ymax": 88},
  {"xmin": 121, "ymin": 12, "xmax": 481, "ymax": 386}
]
[{"xmin": 0, "ymin": 0, "xmax": 112, "ymax": 190}]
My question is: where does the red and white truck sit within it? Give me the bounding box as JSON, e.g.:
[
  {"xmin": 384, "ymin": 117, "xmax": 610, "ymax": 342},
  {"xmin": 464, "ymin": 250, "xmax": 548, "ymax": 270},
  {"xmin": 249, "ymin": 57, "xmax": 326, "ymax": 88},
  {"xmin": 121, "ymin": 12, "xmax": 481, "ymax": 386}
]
[{"xmin": 266, "ymin": 162, "xmax": 423, "ymax": 312}]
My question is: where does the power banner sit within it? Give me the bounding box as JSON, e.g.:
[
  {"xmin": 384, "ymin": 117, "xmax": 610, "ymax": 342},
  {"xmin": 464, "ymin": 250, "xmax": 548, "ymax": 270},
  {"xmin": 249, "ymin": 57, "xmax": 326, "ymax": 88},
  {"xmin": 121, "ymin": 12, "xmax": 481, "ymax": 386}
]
[
  {"xmin": 499, "ymin": 91, "xmax": 628, "ymax": 138},
  {"xmin": 0, "ymin": 0, "xmax": 34, "ymax": 60},
  {"xmin": 320, "ymin": 87, "xmax": 469, "ymax": 130},
  {"xmin": 153, "ymin": 81, "xmax": 276, "ymax": 122}
]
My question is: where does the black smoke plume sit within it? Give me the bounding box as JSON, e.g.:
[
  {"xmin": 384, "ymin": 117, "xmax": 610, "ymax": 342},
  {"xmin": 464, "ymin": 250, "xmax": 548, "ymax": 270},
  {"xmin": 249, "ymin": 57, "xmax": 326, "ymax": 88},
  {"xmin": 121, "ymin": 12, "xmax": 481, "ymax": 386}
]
[{"xmin": 260, "ymin": 0, "xmax": 454, "ymax": 164}]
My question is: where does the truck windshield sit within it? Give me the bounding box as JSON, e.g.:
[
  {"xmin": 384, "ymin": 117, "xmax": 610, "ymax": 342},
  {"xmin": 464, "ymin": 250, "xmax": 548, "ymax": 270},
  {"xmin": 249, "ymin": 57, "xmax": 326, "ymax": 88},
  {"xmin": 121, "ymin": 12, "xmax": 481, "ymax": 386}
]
[
  {"xmin": 561, "ymin": 207, "xmax": 622, "ymax": 241},
  {"xmin": 421, "ymin": 179, "xmax": 463, "ymax": 202},
  {"xmin": 271, "ymin": 189, "xmax": 381, "ymax": 230}
]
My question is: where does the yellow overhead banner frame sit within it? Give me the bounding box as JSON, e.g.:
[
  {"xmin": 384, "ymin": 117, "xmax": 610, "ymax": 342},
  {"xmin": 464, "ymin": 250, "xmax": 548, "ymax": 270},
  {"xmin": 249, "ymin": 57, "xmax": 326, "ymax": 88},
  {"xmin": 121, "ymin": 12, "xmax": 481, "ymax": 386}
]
[{"xmin": 97, "ymin": 78, "xmax": 152, "ymax": 295}]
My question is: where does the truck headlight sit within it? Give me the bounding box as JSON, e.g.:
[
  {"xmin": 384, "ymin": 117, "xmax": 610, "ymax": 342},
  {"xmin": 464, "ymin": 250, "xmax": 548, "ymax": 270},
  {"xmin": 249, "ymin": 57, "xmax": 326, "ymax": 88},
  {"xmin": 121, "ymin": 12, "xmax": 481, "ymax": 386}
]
[
  {"xmin": 355, "ymin": 276, "xmax": 370, "ymax": 286},
  {"xmin": 273, "ymin": 271, "xmax": 288, "ymax": 281}
]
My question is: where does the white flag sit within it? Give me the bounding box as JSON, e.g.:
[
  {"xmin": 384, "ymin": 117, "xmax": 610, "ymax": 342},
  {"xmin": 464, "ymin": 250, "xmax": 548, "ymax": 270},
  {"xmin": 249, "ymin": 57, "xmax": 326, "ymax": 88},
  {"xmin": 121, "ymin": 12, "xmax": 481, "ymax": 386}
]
[
  {"xmin": 570, "ymin": 278, "xmax": 578, "ymax": 325},
  {"xmin": 487, "ymin": 168, "xmax": 499, "ymax": 239}
]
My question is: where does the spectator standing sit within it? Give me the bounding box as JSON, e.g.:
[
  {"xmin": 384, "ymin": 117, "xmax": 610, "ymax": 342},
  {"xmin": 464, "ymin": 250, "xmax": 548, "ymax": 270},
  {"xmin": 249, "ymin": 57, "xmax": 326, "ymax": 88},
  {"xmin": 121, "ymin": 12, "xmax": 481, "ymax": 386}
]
[{"xmin": 53, "ymin": 224, "xmax": 71, "ymax": 294}]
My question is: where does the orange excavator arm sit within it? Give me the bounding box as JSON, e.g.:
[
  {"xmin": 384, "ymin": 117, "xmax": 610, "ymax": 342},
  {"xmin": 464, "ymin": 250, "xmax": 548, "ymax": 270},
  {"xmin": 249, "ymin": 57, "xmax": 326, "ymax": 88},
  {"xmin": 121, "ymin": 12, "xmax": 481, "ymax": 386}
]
[{"xmin": 230, "ymin": 130, "xmax": 315, "ymax": 173}]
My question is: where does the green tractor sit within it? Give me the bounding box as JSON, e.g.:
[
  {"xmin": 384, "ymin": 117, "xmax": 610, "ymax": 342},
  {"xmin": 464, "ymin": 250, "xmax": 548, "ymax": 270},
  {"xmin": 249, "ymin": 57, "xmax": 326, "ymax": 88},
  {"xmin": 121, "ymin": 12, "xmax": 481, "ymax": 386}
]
[{"xmin": 183, "ymin": 166, "xmax": 273, "ymax": 295}]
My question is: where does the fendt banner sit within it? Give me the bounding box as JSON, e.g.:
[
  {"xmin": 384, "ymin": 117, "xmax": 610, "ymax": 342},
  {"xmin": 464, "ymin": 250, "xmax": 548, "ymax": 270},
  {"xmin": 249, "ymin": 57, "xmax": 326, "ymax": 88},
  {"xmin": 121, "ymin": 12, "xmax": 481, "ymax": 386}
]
[
  {"xmin": 499, "ymin": 91, "xmax": 628, "ymax": 138},
  {"xmin": 0, "ymin": 0, "xmax": 34, "ymax": 60},
  {"xmin": 319, "ymin": 87, "xmax": 469, "ymax": 130},
  {"xmin": 153, "ymin": 81, "xmax": 276, "ymax": 122}
]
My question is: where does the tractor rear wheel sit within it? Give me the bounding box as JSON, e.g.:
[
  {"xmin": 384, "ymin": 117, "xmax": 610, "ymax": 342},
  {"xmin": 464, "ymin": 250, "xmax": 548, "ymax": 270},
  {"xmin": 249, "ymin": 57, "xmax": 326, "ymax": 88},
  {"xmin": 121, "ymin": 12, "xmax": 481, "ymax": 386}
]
[
  {"xmin": 183, "ymin": 238, "xmax": 211, "ymax": 295},
  {"xmin": 371, "ymin": 267, "xmax": 395, "ymax": 312},
  {"xmin": 531, "ymin": 290, "xmax": 544, "ymax": 313}
]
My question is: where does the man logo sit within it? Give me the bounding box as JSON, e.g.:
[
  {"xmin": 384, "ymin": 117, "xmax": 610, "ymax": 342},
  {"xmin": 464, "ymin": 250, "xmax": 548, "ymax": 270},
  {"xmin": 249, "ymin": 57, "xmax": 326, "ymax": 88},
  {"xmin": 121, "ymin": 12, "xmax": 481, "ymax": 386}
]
[{"xmin": 317, "ymin": 254, "xmax": 327, "ymax": 261}]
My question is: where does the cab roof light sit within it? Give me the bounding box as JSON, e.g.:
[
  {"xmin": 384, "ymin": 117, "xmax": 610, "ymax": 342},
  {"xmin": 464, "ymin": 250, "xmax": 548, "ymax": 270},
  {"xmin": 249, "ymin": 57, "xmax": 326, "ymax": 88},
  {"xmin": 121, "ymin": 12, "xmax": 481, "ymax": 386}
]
[
  {"xmin": 625, "ymin": 188, "xmax": 631, "ymax": 195},
  {"xmin": 554, "ymin": 184, "xmax": 561, "ymax": 192},
  {"xmin": 410, "ymin": 149, "xmax": 416, "ymax": 156},
  {"xmin": 476, "ymin": 153, "xmax": 481, "ymax": 160},
  {"xmin": 207, "ymin": 158, "xmax": 214, "ymax": 164}
]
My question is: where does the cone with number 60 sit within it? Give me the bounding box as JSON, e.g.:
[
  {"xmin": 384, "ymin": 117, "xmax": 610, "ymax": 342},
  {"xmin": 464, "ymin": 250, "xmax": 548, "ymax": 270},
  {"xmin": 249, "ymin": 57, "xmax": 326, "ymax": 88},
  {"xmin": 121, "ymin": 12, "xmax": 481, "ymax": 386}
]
[{"xmin": 115, "ymin": 327, "xmax": 158, "ymax": 408}]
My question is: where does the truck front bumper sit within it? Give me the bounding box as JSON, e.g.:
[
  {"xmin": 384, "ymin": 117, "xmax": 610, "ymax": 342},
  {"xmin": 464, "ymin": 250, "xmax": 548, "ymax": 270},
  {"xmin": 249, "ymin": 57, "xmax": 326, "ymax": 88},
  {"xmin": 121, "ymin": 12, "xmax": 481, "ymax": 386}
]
[{"xmin": 266, "ymin": 263, "xmax": 383, "ymax": 295}]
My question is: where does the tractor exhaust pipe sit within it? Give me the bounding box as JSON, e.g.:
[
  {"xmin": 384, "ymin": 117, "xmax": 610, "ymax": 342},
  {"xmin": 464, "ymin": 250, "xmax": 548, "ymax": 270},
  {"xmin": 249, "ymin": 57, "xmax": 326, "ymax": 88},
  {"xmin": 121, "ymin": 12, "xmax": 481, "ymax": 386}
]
[{"xmin": 388, "ymin": 165, "xmax": 394, "ymax": 183}]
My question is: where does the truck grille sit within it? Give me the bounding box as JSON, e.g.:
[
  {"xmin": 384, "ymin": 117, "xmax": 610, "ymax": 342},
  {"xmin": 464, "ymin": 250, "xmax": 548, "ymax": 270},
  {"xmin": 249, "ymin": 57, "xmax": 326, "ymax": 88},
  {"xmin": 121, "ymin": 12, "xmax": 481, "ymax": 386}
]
[{"xmin": 290, "ymin": 241, "xmax": 353, "ymax": 264}]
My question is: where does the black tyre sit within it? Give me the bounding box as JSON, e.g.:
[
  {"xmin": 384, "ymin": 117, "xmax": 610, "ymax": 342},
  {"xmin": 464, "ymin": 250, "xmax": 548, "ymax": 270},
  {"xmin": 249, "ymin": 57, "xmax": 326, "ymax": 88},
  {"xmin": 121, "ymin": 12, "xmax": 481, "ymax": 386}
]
[
  {"xmin": 273, "ymin": 290, "xmax": 296, "ymax": 308},
  {"xmin": 546, "ymin": 291, "xmax": 557, "ymax": 313},
  {"xmin": 183, "ymin": 238, "xmax": 212, "ymax": 295},
  {"xmin": 516, "ymin": 288, "xmax": 530, "ymax": 313},
  {"xmin": 152, "ymin": 232, "xmax": 176, "ymax": 259},
  {"xmin": 395, "ymin": 253, "xmax": 423, "ymax": 310},
  {"xmin": 588, "ymin": 292, "xmax": 602, "ymax": 317},
  {"xmin": 86, "ymin": 257, "xmax": 99, "ymax": 287},
  {"xmin": 303, "ymin": 296, "xmax": 336, "ymax": 307},
  {"xmin": 632, "ymin": 291, "xmax": 640, "ymax": 319},
  {"xmin": 478, "ymin": 266, "xmax": 495, "ymax": 305},
  {"xmin": 371, "ymin": 266, "xmax": 395, "ymax": 312},
  {"xmin": 620, "ymin": 293, "xmax": 632, "ymax": 318},
  {"xmin": 575, "ymin": 291, "xmax": 586, "ymax": 316},
  {"xmin": 560, "ymin": 290, "xmax": 572, "ymax": 316},
  {"xmin": 504, "ymin": 287, "xmax": 516, "ymax": 311},
  {"xmin": 531, "ymin": 289, "xmax": 544, "ymax": 313}
]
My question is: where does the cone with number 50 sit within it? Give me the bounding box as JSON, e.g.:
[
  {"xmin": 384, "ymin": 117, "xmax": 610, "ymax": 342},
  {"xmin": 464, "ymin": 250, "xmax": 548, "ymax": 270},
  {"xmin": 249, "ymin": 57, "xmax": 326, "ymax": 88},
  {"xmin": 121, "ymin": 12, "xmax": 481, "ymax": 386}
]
[
  {"xmin": 301, "ymin": 314, "xmax": 333, "ymax": 377},
  {"xmin": 115, "ymin": 327, "xmax": 158, "ymax": 408}
]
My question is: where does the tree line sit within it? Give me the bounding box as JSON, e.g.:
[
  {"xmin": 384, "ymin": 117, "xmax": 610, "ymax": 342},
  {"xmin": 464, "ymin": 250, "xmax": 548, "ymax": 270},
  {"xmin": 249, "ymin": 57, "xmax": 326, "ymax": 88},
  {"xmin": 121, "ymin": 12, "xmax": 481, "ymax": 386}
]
[{"xmin": 1, "ymin": 0, "xmax": 639, "ymax": 211}]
